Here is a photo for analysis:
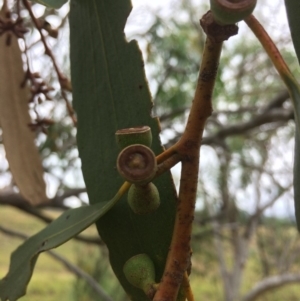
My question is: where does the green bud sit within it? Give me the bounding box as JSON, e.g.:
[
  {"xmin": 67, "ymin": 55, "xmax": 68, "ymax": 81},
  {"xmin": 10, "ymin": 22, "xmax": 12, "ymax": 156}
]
[
  {"xmin": 123, "ymin": 254, "xmax": 156, "ymax": 298},
  {"xmin": 115, "ymin": 126, "xmax": 152, "ymax": 149},
  {"xmin": 210, "ymin": 0, "xmax": 257, "ymax": 25},
  {"xmin": 117, "ymin": 144, "xmax": 157, "ymax": 185},
  {"xmin": 128, "ymin": 182, "xmax": 160, "ymax": 215}
]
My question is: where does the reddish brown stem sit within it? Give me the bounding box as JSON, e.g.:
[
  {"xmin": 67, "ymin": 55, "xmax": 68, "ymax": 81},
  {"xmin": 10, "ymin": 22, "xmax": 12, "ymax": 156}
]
[
  {"xmin": 153, "ymin": 11, "xmax": 238, "ymax": 300},
  {"xmin": 244, "ymin": 14, "xmax": 300, "ymax": 128},
  {"xmin": 153, "ymin": 35, "xmax": 224, "ymax": 301},
  {"xmin": 156, "ymin": 153, "xmax": 181, "ymax": 178},
  {"xmin": 244, "ymin": 15, "xmax": 292, "ymax": 80}
]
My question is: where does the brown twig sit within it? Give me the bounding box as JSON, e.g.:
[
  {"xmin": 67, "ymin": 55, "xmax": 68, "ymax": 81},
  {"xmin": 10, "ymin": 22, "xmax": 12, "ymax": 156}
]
[
  {"xmin": 22, "ymin": 0, "xmax": 77, "ymax": 126},
  {"xmin": 156, "ymin": 153, "xmax": 181, "ymax": 177},
  {"xmin": 244, "ymin": 15, "xmax": 291, "ymax": 82}
]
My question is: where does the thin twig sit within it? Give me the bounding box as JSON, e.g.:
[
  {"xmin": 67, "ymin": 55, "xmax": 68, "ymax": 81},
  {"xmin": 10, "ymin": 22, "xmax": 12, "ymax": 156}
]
[
  {"xmin": 22, "ymin": 0, "xmax": 77, "ymax": 126},
  {"xmin": 182, "ymin": 272, "xmax": 195, "ymax": 301},
  {"xmin": 156, "ymin": 153, "xmax": 181, "ymax": 177}
]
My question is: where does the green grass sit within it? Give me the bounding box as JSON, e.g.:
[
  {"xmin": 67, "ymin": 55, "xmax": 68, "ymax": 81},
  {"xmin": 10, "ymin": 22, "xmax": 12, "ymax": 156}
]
[{"xmin": 0, "ymin": 206, "xmax": 99, "ymax": 301}]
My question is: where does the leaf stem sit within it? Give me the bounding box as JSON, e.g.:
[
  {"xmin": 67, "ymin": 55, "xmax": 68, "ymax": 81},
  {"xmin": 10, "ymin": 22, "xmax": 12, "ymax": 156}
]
[
  {"xmin": 116, "ymin": 181, "xmax": 131, "ymax": 200},
  {"xmin": 244, "ymin": 14, "xmax": 300, "ymax": 128},
  {"xmin": 244, "ymin": 15, "xmax": 292, "ymax": 81},
  {"xmin": 156, "ymin": 144, "xmax": 178, "ymax": 164}
]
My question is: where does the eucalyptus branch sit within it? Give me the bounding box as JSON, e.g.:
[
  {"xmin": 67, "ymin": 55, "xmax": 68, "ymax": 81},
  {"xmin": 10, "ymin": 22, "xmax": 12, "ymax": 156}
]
[
  {"xmin": 27, "ymin": 11, "xmax": 69, "ymax": 49},
  {"xmin": 153, "ymin": 12, "xmax": 238, "ymax": 301}
]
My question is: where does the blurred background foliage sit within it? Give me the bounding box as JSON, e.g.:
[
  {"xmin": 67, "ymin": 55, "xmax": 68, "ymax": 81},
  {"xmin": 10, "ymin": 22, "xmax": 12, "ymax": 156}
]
[{"xmin": 1, "ymin": 0, "xmax": 300, "ymax": 300}]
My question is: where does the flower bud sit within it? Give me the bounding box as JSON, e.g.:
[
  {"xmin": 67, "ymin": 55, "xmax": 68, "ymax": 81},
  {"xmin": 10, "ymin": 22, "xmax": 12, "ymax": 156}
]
[
  {"xmin": 210, "ymin": 0, "xmax": 256, "ymax": 25},
  {"xmin": 128, "ymin": 182, "xmax": 160, "ymax": 215},
  {"xmin": 123, "ymin": 254, "xmax": 157, "ymax": 299},
  {"xmin": 115, "ymin": 126, "xmax": 152, "ymax": 150},
  {"xmin": 117, "ymin": 144, "xmax": 157, "ymax": 185}
]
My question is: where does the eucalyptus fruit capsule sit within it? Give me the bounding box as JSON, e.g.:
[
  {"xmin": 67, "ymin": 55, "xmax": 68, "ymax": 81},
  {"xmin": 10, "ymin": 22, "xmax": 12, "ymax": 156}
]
[
  {"xmin": 117, "ymin": 144, "xmax": 157, "ymax": 185},
  {"xmin": 210, "ymin": 0, "xmax": 257, "ymax": 25},
  {"xmin": 115, "ymin": 126, "xmax": 152, "ymax": 150},
  {"xmin": 128, "ymin": 182, "xmax": 160, "ymax": 215},
  {"xmin": 123, "ymin": 254, "xmax": 157, "ymax": 299}
]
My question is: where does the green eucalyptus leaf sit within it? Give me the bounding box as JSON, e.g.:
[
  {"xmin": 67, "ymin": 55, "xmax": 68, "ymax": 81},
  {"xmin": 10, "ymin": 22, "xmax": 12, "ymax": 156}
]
[
  {"xmin": 69, "ymin": 0, "xmax": 177, "ymax": 300},
  {"xmin": 284, "ymin": 0, "xmax": 300, "ymax": 230},
  {"xmin": 30, "ymin": 0, "xmax": 67, "ymax": 9},
  {"xmin": 0, "ymin": 199, "xmax": 117, "ymax": 301},
  {"xmin": 282, "ymin": 75, "xmax": 300, "ymax": 230},
  {"xmin": 285, "ymin": 1, "xmax": 300, "ymax": 64},
  {"xmin": 294, "ymin": 131, "xmax": 300, "ymax": 230}
]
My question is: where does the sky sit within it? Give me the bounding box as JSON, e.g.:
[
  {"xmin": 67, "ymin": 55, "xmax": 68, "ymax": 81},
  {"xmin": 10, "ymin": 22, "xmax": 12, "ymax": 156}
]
[{"xmin": 126, "ymin": 0, "xmax": 291, "ymax": 45}]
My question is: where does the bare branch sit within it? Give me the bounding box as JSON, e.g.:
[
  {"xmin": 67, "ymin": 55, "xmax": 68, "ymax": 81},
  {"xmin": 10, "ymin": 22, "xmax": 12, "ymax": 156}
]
[
  {"xmin": 203, "ymin": 108, "xmax": 293, "ymax": 145},
  {"xmin": 0, "ymin": 225, "xmax": 112, "ymax": 301},
  {"xmin": 244, "ymin": 183, "xmax": 292, "ymax": 239},
  {"xmin": 22, "ymin": 0, "xmax": 76, "ymax": 125},
  {"xmin": 242, "ymin": 273, "xmax": 300, "ymax": 301},
  {"xmin": 165, "ymin": 107, "xmax": 293, "ymax": 147},
  {"xmin": 260, "ymin": 90, "xmax": 290, "ymax": 113},
  {"xmin": 0, "ymin": 187, "xmax": 86, "ymax": 209}
]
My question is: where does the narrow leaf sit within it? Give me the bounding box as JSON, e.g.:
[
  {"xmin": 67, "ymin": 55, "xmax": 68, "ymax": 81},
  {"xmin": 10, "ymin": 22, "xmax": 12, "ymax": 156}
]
[
  {"xmin": 283, "ymin": 75, "xmax": 300, "ymax": 230},
  {"xmin": 284, "ymin": 1, "xmax": 300, "ymax": 230},
  {"xmin": 0, "ymin": 197, "xmax": 117, "ymax": 301},
  {"xmin": 70, "ymin": 1, "xmax": 177, "ymax": 300},
  {"xmin": 30, "ymin": 0, "xmax": 68, "ymax": 9},
  {"xmin": 0, "ymin": 6, "xmax": 47, "ymax": 205},
  {"xmin": 285, "ymin": 1, "xmax": 300, "ymax": 64}
]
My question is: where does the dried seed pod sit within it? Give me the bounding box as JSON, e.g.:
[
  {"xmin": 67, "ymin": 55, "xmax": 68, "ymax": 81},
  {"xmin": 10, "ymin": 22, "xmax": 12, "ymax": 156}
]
[
  {"xmin": 117, "ymin": 144, "xmax": 157, "ymax": 185},
  {"xmin": 128, "ymin": 182, "xmax": 160, "ymax": 215},
  {"xmin": 123, "ymin": 254, "xmax": 157, "ymax": 299},
  {"xmin": 210, "ymin": 0, "xmax": 257, "ymax": 25},
  {"xmin": 115, "ymin": 126, "xmax": 152, "ymax": 149}
]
